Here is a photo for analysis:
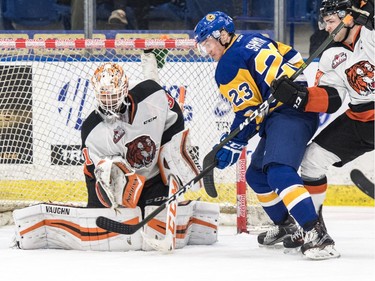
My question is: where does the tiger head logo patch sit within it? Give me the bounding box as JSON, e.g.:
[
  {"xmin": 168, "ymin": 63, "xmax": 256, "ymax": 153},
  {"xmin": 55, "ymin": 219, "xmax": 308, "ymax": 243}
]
[
  {"xmin": 125, "ymin": 135, "xmax": 156, "ymax": 169},
  {"xmin": 345, "ymin": 61, "xmax": 375, "ymax": 96}
]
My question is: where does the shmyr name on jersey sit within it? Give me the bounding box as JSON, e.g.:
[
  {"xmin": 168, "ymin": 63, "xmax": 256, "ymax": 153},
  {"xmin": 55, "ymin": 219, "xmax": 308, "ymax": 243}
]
[{"xmin": 245, "ymin": 37, "xmax": 267, "ymax": 52}]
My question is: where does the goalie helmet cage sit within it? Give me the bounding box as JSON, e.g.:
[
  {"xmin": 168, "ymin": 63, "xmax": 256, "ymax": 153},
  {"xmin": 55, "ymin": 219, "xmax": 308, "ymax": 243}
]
[{"xmin": 0, "ymin": 38, "xmax": 271, "ymax": 231}]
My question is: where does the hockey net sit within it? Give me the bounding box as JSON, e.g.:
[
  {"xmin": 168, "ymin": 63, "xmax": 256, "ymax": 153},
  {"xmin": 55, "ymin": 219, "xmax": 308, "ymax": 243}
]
[{"xmin": 0, "ymin": 38, "xmax": 271, "ymax": 231}]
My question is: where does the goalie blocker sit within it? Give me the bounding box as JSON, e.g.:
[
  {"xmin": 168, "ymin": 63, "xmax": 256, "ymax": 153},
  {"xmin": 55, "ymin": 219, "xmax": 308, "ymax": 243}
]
[{"xmin": 13, "ymin": 201, "xmax": 219, "ymax": 251}]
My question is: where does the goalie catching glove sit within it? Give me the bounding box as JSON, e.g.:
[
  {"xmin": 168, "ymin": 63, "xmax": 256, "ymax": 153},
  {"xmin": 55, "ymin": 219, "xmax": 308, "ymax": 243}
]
[
  {"xmin": 94, "ymin": 158, "xmax": 146, "ymax": 208},
  {"xmin": 215, "ymin": 133, "xmax": 247, "ymax": 170},
  {"xmin": 270, "ymin": 75, "xmax": 308, "ymax": 111}
]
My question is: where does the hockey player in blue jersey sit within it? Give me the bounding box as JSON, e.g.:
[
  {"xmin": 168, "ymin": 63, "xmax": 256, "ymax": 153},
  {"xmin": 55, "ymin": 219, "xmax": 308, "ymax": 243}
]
[{"xmin": 194, "ymin": 11, "xmax": 339, "ymax": 259}]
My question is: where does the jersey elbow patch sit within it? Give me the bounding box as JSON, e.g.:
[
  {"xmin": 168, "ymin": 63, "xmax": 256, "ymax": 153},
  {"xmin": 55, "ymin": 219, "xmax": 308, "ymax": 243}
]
[{"xmin": 305, "ymin": 86, "xmax": 341, "ymax": 113}]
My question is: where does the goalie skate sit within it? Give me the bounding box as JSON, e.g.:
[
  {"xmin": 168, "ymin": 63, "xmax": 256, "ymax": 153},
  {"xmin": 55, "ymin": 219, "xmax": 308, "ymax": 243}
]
[{"xmin": 301, "ymin": 221, "xmax": 340, "ymax": 260}]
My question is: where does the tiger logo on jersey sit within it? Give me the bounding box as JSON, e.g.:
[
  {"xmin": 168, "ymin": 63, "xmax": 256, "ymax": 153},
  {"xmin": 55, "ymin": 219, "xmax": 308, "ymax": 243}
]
[
  {"xmin": 125, "ymin": 135, "xmax": 156, "ymax": 169},
  {"xmin": 345, "ymin": 61, "xmax": 375, "ymax": 96}
]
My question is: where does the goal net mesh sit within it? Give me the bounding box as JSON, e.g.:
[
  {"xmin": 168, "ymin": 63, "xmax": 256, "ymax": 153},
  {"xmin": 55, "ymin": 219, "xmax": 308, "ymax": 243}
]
[{"xmin": 0, "ymin": 39, "xmax": 271, "ymax": 230}]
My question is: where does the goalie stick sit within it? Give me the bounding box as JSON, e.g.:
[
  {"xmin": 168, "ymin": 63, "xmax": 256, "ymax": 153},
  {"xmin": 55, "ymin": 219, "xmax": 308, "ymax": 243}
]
[
  {"xmin": 202, "ymin": 14, "xmax": 352, "ymax": 198},
  {"xmin": 350, "ymin": 169, "xmax": 375, "ymax": 199},
  {"xmin": 141, "ymin": 174, "xmax": 179, "ymax": 252}
]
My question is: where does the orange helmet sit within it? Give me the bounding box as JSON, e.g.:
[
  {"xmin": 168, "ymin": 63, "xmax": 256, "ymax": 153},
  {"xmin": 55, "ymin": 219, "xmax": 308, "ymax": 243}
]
[{"xmin": 91, "ymin": 63, "xmax": 128, "ymax": 116}]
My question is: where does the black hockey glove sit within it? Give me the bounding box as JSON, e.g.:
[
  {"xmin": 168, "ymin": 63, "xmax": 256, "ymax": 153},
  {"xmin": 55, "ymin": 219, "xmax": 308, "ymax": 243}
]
[
  {"xmin": 270, "ymin": 75, "xmax": 308, "ymax": 111},
  {"xmin": 347, "ymin": 0, "xmax": 374, "ymax": 30}
]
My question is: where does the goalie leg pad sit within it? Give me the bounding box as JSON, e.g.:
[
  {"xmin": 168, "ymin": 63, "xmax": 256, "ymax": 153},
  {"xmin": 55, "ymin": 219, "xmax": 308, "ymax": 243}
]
[
  {"xmin": 189, "ymin": 201, "xmax": 219, "ymax": 245},
  {"xmin": 142, "ymin": 201, "xmax": 195, "ymax": 251},
  {"xmin": 13, "ymin": 203, "xmax": 143, "ymax": 251},
  {"xmin": 142, "ymin": 200, "xmax": 219, "ymax": 250}
]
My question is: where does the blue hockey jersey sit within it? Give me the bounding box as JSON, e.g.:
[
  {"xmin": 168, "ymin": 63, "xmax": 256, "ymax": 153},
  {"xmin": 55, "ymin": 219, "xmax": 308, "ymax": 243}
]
[{"xmin": 215, "ymin": 33, "xmax": 305, "ymax": 141}]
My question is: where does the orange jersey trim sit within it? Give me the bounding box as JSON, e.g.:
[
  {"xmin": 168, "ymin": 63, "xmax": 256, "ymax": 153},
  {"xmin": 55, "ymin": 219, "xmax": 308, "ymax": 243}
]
[
  {"xmin": 305, "ymin": 87, "xmax": 329, "ymax": 112},
  {"xmin": 346, "ymin": 108, "xmax": 375, "ymax": 122},
  {"xmin": 83, "ymin": 164, "xmax": 93, "ymax": 178},
  {"xmin": 304, "ymin": 183, "xmax": 328, "ymax": 194}
]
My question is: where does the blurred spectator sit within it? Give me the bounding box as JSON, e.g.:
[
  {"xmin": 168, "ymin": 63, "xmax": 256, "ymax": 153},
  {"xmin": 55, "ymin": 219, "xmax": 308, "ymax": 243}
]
[
  {"xmin": 70, "ymin": 0, "xmax": 137, "ymax": 30},
  {"xmin": 109, "ymin": 0, "xmax": 172, "ymax": 30},
  {"xmin": 70, "ymin": 0, "xmax": 234, "ymax": 30},
  {"xmin": 0, "ymin": 0, "xmax": 14, "ymax": 30},
  {"xmin": 1, "ymin": 0, "xmax": 70, "ymax": 30},
  {"xmin": 308, "ymin": 0, "xmax": 329, "ymax": 56}
]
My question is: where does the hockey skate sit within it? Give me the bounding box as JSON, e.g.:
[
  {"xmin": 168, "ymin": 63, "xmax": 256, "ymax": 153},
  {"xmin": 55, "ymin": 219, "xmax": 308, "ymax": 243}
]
[
  {"xmin": 258, "ymin": 216, "xmax": 298, "ymax": 248},
  {"xmin": 301, "ymin": 221, "xmax": 340, "ymax": 260},
  {"xmin": 283, "ymin": 226, "xmax": 304, "ymax": 254},
  {"xmin": 284, "ymin": 205, "xmax": 326, "ymax": 253}
]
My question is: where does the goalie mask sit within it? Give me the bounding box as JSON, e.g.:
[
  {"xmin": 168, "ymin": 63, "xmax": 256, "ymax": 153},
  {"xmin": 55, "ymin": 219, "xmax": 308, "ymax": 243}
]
[
  {"xmin": 91, "ymin": 63, "xmax": 129, "ymax": 117},
  {"xmin": 194, "ymin": 11, "xmax": 235, "ymax": 56}
]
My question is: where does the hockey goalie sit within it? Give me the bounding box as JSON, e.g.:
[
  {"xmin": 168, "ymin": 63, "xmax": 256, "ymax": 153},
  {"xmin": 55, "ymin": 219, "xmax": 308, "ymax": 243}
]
[{"xmin": 13, "ymin": 49, "xmax": 219, "ymax": 252}]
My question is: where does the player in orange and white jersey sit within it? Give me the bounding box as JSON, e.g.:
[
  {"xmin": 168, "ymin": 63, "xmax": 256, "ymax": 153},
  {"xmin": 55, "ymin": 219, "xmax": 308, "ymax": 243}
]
[{"xmin": 271, "ymin": 0, "xmax": 374, "ymax": 255}]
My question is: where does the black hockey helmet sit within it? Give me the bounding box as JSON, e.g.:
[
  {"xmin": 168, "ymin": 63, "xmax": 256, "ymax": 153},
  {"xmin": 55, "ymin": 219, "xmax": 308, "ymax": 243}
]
[
  {"xmin": 319, "ymin": 0, "xmax": 352, "ymax": 29},
  {"xmin": 320, "ymin": 0, "xmax": 352, "ymax": 18}
]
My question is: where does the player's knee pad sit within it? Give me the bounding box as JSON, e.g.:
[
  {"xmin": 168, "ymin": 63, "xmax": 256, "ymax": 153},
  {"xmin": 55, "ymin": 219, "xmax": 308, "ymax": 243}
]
[
  {"xmin": 301, "ymin": 142, "xmax": 341, "ymax": 180},
  {"xmin": 142, "ymin": 200, "xmax": 219, "ymax": 251},
  {"xmin": 13, "ymin": 203, "xmax": 143, "ymax": 251}
]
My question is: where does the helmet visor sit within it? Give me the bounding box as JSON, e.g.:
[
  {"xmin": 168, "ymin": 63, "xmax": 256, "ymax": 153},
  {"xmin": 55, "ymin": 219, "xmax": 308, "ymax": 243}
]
[{"xmin": 196, "ymin": 35, "xmax": 218, "ymax": 57}]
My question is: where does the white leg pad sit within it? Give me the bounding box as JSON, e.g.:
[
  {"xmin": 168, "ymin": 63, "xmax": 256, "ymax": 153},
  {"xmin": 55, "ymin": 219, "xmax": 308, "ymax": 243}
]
[
  {"xmin": 13, "ymin": 203, "xmax": 142, "ymax": 251},
  {"xmin": 190, "ymin": 201, "xmax": 219, "ymax": 245},
  {"xmin": 142, "ymin": 200, "xmax": 219, "ymax": 251}
]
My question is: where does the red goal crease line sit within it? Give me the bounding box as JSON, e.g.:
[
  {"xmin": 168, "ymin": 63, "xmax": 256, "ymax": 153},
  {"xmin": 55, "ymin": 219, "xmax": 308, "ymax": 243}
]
[{"xmin": 0, "ymin": 39, "xmax": 197, "ymax": 49}]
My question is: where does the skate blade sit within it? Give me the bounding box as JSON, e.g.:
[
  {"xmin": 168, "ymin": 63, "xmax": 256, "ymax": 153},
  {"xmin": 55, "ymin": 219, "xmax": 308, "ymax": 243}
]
[
  {"xmin": 303, "ymin": 245, "xmax": 340, "ymax": 260},
  {"xmin": 283, "ymin": 246, "xmax": 301, "ymax": 255},
  {"xmin": 258, "ymin": 243, "xmax": 284, "ymax": 250}
]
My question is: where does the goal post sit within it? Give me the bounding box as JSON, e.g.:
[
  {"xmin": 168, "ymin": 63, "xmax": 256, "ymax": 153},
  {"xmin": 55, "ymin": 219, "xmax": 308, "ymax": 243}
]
[{"xmin": 0, "ymin": 38, "xmax": 271, "ymax": 231}]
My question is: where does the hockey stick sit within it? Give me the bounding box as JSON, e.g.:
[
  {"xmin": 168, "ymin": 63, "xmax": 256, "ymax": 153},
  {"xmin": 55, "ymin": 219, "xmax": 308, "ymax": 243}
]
[
  {"xmin": 96, "ymin": 161, "xmax": 216, "ymax": 234},
  {"xmin": 141, "ymin": 175, "xmax": 179, "ymax": 252},
  {"xmin": 350, "ymin": 169, "xmax": 375, "ymax": 199},
  {"xmin": 202, "ymin": 14, "xmax": 353, "ymax": 198}
]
